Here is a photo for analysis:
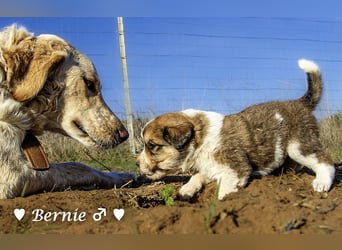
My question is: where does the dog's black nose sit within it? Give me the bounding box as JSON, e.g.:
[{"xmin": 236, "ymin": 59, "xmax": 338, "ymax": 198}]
[{"xmin": 118, "ymin": 127, "xmax": 129, "ymax": 142}]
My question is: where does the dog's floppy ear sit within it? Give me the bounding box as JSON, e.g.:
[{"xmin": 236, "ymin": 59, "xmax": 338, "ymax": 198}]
[
  {"xmin": 2, "ymin": 37, "xmax": 67, "ymax": 102},
  {"xmin": 163, "ymin": 122, "xmax": 194, "ymax": 150}
]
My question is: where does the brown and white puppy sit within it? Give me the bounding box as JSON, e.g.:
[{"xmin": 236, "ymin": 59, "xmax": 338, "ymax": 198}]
[{"xmin": 137, "ymin": 59, "xmax": 336, "ymax": 200}]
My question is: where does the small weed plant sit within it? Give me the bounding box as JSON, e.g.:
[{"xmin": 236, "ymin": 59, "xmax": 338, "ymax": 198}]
[
  {"xmin": 204, "ymin": 181, "xmax": 220, "ymax": 229},
  {"xmin": 160, "ymin": 186, "xmax": 175, "ymax": 207}
]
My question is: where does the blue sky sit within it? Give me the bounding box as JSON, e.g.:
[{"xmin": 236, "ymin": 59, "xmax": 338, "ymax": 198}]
[
  {"xmin": 1, "ymin": 0, "xmax": 342, "ymax": 18},
  {"xmin": 1, "ymin": 2, "xmax": 342, "ymax": 119}
]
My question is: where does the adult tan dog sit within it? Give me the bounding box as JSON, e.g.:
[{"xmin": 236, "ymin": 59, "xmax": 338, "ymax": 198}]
[
  {"xmin": 0, "ymin": 24, "xmax": 135, "ymax": 199},
  {"xmin": 137, "ymin": 59, "xmax": 336, "ymax": 200}
]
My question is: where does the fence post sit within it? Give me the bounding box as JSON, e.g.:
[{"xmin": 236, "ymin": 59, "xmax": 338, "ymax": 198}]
[{"xmin": 117, "ymin": 16, "xmax": 136, "ymax": 154}]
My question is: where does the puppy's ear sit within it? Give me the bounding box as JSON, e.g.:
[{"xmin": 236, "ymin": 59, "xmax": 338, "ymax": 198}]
[
  {"xmin": 163, "ymin": 122, "xmax": 194, "ymax": 150},
  {"xmin": 2, "ymin": 38, "xmax": 67, "ymax": 102}
]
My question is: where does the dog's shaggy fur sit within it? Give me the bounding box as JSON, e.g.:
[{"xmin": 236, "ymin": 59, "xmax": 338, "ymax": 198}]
[
  {"xmin": 137, "ymin": 59, "xmax": 336, "ymax": 200},
  {"xmin": 0, "ymin": 24, "xmax": 135, "ymax": 199}
]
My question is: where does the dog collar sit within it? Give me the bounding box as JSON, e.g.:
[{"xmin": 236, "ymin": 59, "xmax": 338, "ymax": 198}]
[{"xmin": 22, "ymin": 132, "xmax": 50, "ymax": 170}]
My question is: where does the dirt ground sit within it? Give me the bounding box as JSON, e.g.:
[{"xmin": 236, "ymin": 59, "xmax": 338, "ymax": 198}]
[{"xmin": 0, "ymin": 163, "xmax": 341, "ymax": 234}]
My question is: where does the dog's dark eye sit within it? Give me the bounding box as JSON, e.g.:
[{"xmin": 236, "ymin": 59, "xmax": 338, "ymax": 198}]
[
  {"xmin": 83, "ymin": 78, "xmax": 97, "ymax": 94},
  {"xmin": 147, "ymin": 142, "xmax": 156, "ymax": 150},
  {"xmin": 147, "ymin": 141, "xmax": 162, "ymax": 153}
]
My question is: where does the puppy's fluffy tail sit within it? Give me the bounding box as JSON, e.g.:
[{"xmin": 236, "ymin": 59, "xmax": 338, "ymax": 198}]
[{"xmin": 298, "ymin": 59, "xmax": 322, "ymax": 110}]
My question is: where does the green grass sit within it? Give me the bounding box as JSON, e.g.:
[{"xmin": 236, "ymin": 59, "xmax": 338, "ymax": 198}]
[{"xmin": 38, "ymin": 132, "xmax": 138, "ymax": 174}]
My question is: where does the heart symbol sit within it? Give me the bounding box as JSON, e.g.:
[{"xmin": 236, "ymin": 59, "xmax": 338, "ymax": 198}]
[
  {"xmin": 14, "ymin": 208, "xmax": 25, "ymax": 221},
  {"xmin": 113, "ymin": 208, "xmax": 125, "ymax": 221}
]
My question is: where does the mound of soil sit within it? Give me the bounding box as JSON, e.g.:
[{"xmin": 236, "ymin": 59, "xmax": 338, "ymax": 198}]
[{"xmin": 0, "ymin": 165, "xmax": 341, "ymax": 234}]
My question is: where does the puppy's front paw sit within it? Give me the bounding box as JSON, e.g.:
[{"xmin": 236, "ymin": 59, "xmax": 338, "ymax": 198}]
[
  {"xmin": 177, "ymin": 173, "xmax": 206, "ymax": 201},
  {"xmin": 178, "ymin": 183, "xmax": 197, "ymax": 200}
]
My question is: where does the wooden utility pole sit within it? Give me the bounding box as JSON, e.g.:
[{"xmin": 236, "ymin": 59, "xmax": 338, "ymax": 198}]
[{"xmin": 117, "ymin": 17, "xmax": 136, "ymax": 154}]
